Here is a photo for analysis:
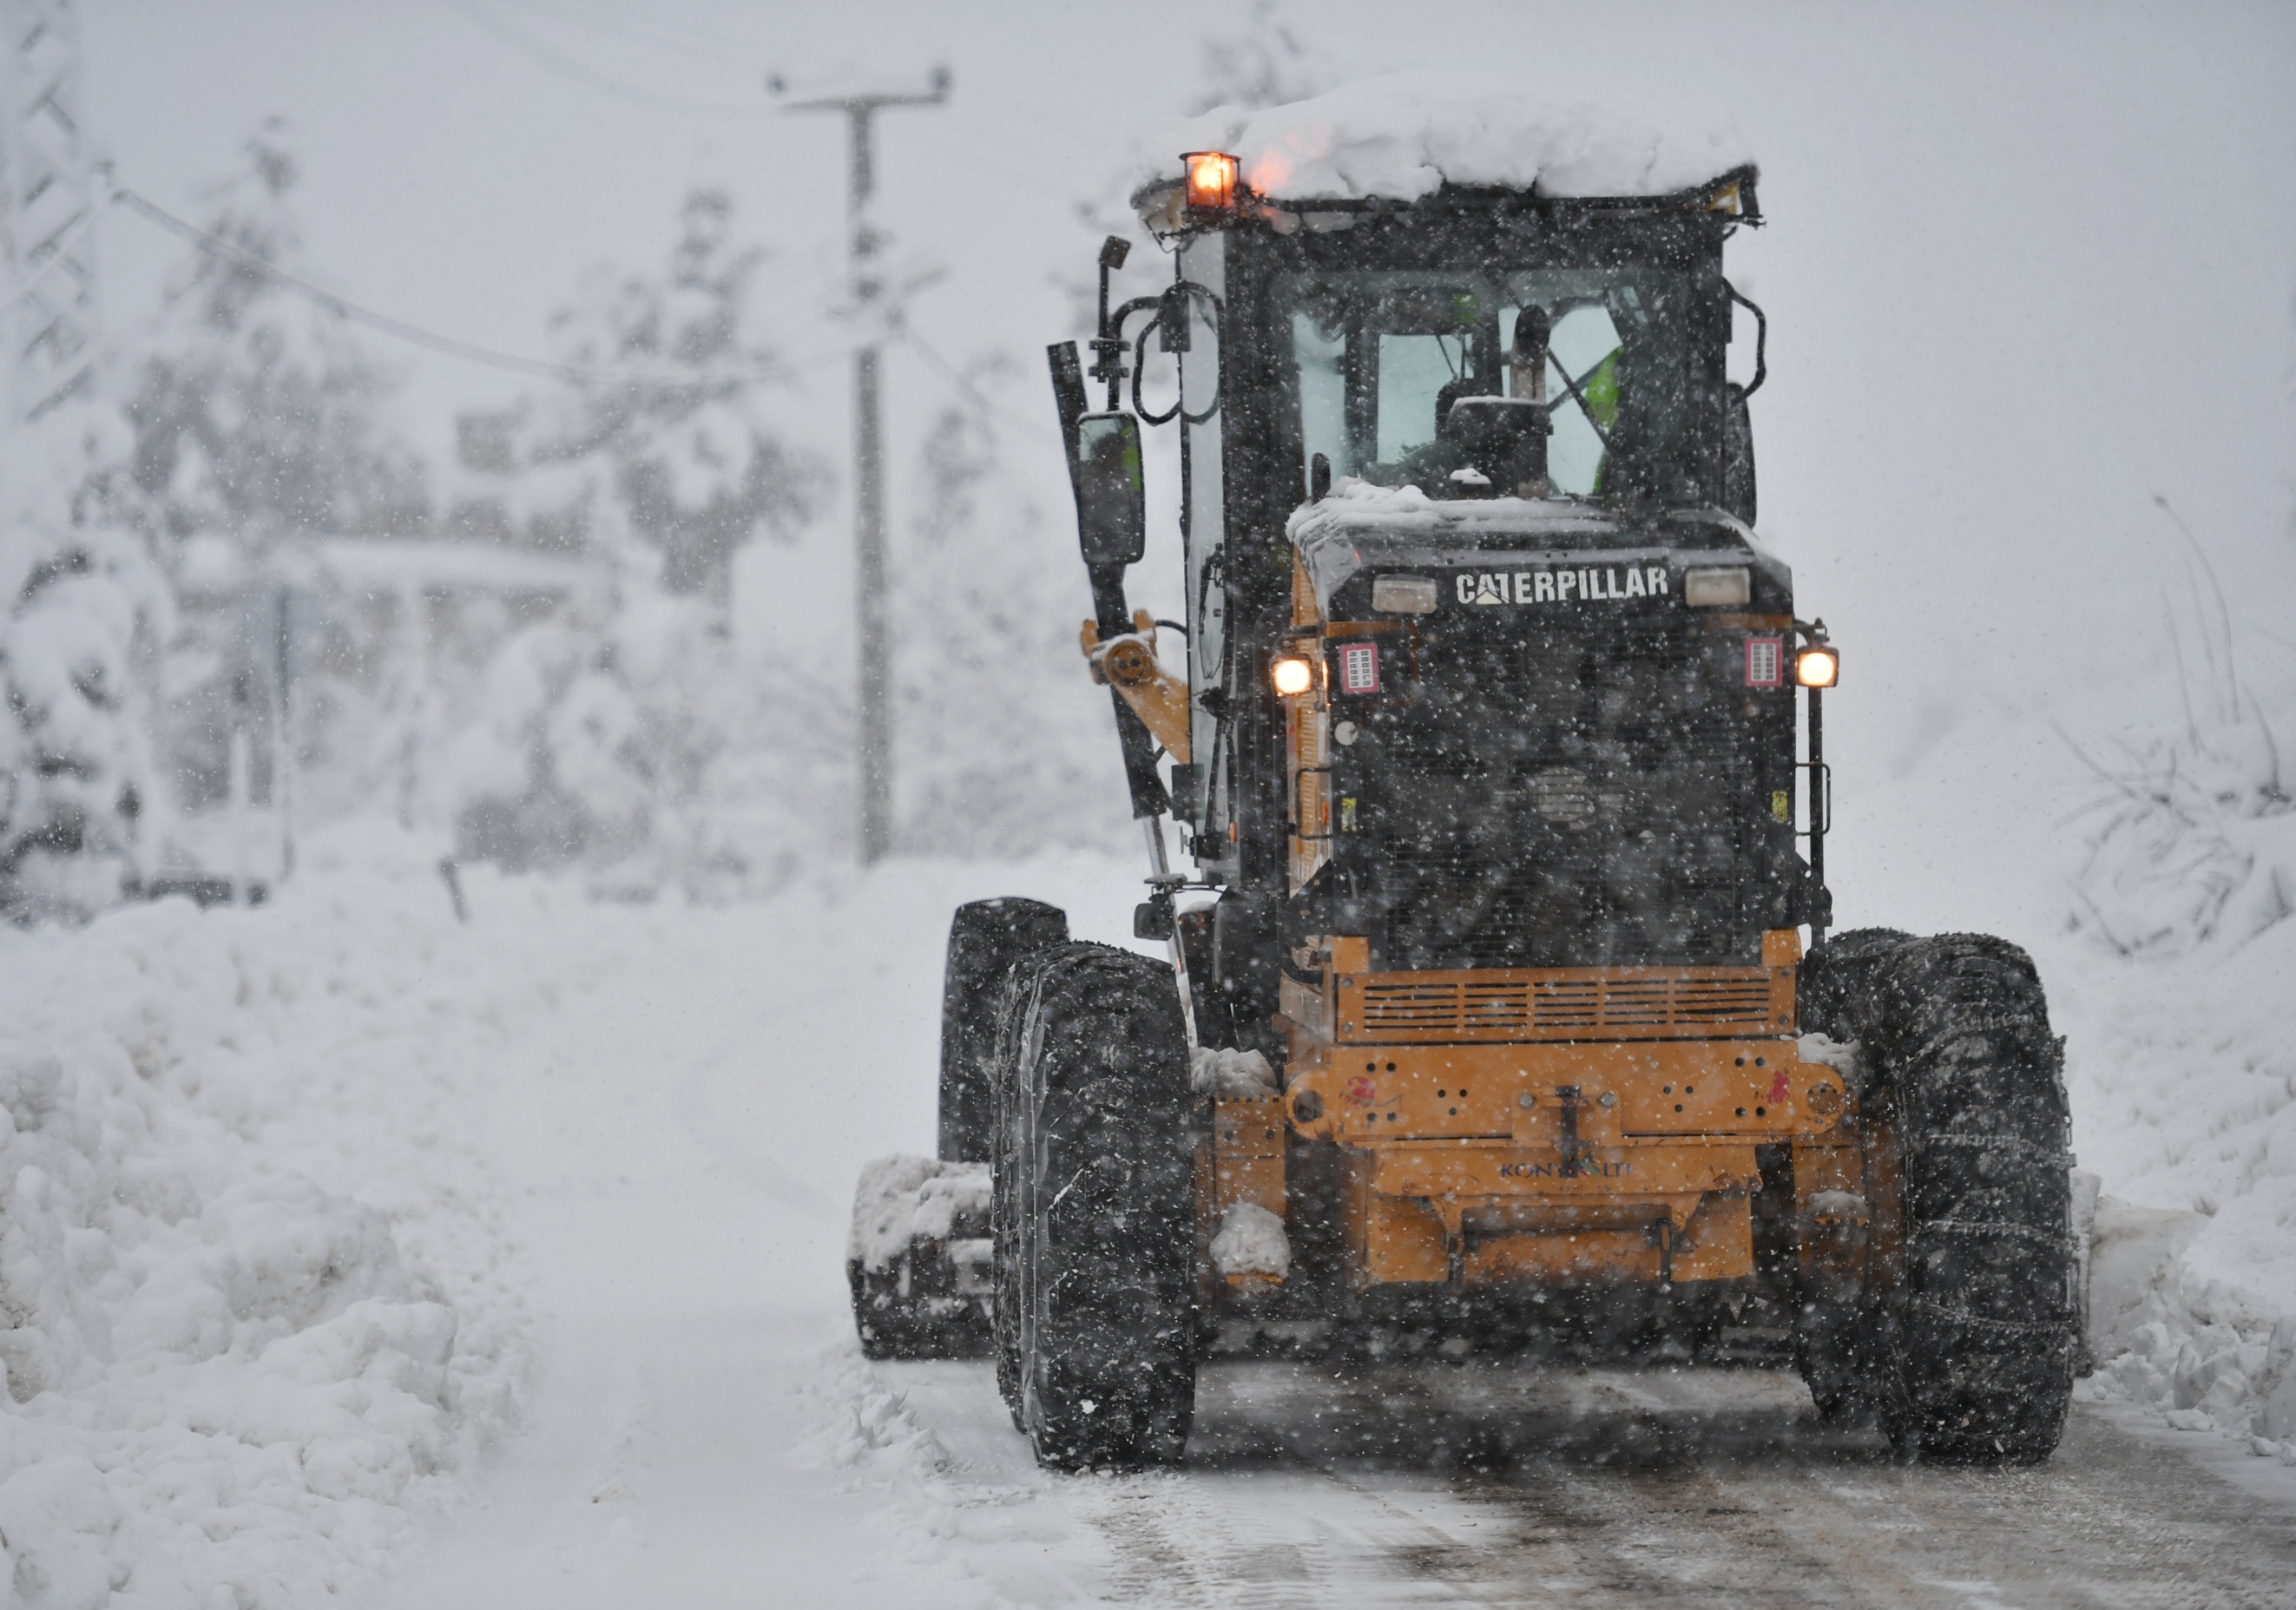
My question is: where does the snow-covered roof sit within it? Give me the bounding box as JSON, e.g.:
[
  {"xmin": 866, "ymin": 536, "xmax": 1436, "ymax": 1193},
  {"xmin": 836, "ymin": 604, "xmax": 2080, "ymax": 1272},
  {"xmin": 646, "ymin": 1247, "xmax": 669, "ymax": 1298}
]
[{"xmin": 1138, "ymin": 72, "xmax": 1753, "ymax": 209}]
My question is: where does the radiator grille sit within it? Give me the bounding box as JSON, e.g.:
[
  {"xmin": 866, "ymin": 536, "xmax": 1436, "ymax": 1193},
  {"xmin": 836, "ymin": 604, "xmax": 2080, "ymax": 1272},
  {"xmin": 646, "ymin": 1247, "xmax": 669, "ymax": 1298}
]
[{"xmin": 1347, "ymin": 968, "xmax": 1787, "ymax": 1042}]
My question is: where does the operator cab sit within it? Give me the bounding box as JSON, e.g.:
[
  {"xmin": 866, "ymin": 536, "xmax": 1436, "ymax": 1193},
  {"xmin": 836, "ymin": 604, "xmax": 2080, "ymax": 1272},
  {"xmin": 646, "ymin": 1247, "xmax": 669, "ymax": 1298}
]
[{"xmin": 1102, "ymin": 128, "xmax": 1816, "ymax": 977}]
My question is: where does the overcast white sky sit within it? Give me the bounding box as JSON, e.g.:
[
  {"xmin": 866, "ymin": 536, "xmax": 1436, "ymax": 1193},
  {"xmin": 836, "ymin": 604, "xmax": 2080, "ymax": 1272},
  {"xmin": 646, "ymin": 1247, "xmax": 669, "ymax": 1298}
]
[{"xmin": 76, "ymin": 0, "xmax": 2296, "ymax": 925}]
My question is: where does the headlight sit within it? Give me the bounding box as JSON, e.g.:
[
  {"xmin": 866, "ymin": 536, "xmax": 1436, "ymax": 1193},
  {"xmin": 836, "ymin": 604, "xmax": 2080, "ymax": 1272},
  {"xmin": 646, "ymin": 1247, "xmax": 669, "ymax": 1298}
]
[
  {"xmin": 1683, "ymin": 567, "xmax": 1751, "ymax": 608},
  {"xmin": 1795, "ymin": 645, "xmax": 1840, "ymax": 687},
  {"xmin": 1270, "ymin": 654, "xmax": 1316, "ymax": 696},
  {"xmin": 1370, "ymin": 574, "xmax": 1438, "ymax": 614}
]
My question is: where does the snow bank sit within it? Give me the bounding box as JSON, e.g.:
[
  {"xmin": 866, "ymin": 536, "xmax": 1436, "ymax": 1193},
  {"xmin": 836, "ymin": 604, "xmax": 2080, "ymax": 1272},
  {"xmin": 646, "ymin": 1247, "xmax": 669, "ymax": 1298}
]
[
  {"xmin": 1142, "ymin": 72, "xmax": 1751, "ymax": 205},
  {"xmin": 0, "ymin": 856, "xmax": 526, "ymax": 1607},
  {"xmin": 2061, "ymin": 921, "xmax": 2296, "ymax": 1456}
]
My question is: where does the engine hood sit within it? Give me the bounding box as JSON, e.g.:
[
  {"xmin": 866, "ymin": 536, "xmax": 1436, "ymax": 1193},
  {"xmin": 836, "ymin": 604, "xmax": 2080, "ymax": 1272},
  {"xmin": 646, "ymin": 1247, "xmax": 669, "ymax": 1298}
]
[{"xmin": 1286, "ymin": 482, "xmax": 1790, "ymax": 620}]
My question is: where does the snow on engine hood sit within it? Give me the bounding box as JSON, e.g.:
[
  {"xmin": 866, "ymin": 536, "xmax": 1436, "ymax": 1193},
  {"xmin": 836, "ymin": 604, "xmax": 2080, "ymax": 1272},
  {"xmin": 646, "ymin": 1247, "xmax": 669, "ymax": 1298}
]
[
  {"xmin": 1288, "ymin": 480, "xmax": 1620, "ymax": 612},
  {"xmin": 1285, "ymin": 479, "xmax": 1774, "ymax": 614},
  {"xmin": 1139, "ymin": 72, "xmax": 1753, "ymax": 207}
]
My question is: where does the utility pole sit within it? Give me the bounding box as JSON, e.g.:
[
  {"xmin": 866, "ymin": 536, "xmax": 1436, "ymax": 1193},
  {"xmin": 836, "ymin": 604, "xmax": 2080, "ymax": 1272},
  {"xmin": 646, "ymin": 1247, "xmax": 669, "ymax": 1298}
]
[
  {"xmin": 0, "ymin": 0, "xmax": 99, "ymax": 424},
  {"xmin": 777, "ymin": 67, "xmax": 949, "ymax": 865}
]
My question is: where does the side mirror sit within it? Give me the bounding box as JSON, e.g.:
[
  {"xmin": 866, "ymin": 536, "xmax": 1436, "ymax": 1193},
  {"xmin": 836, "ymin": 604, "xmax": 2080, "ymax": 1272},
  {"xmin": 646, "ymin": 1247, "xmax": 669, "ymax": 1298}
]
[{"xmin": 1069, "ymin": 411, "xmax": 1146, "ymax": 567}]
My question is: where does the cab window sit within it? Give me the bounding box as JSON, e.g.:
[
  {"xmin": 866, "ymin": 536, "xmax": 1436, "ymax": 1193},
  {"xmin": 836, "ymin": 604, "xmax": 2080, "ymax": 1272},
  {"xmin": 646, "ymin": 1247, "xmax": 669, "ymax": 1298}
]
[{"xmin": 1276, "ymin": 267, "xmax": 1691, "ymax": 504}]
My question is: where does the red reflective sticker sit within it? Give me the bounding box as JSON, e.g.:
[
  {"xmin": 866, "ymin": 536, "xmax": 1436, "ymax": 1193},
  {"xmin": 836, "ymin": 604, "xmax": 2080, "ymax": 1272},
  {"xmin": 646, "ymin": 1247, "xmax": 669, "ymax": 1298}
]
[
  {"xmin": 1745, "ymin": 636, "xmax": 1784, "ymax": 687},
  {"xmin": 1339, "ymin": 641, "xmax": 1380, "ymax": 694},
  {"xmin": 1768, "ymin": 1070, "xmax": 1793, "ymax": 1103}
]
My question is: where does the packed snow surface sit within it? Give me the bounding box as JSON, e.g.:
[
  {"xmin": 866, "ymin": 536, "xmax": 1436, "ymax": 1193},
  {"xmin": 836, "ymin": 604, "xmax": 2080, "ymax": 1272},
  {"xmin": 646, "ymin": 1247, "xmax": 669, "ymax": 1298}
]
[{"xmin": 1146, "ymin": 72, "xmax": 1753, "ymax": 206}]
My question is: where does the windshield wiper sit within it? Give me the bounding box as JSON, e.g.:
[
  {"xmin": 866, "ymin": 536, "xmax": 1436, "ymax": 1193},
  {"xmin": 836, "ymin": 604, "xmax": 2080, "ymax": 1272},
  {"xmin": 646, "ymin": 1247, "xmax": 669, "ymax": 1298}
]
[{"xmin": 1546, "ymin": 352, "xmax": 1615, "ymax": 454}]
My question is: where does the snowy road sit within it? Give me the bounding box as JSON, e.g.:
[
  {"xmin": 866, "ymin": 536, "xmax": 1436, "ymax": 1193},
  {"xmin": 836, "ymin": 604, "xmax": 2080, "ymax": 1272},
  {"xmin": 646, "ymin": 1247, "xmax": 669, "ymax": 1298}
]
[
  {"xmin": 883, "ymin": 1359, "xmax": 2296, "ymax": 1609},
  {"xmin": 391, "ymin": 1305, "xmax": 2296, "ymax": 1609},
  {"xmin": 337, "ymin": 855, "xmax": 2296, "ymax": 1609}
]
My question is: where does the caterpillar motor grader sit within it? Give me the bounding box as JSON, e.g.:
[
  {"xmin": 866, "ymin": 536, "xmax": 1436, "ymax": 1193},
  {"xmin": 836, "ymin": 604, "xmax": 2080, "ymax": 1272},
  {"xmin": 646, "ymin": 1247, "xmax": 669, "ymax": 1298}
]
[{"xmin": 847, "ymin": 119, "xmax": 2081, "ymax": 1472}]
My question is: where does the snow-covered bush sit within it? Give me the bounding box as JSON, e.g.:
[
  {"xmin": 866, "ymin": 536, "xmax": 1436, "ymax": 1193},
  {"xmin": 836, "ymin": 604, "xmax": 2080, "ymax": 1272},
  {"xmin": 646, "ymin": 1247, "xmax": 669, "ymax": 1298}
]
[
  {"xmin": 2069, "ymin": 520, "xmax": 2293, "ymax": 956},
  {"xmin": 442, "ymin": 580, "xmax": 839, "ymax": 898}
]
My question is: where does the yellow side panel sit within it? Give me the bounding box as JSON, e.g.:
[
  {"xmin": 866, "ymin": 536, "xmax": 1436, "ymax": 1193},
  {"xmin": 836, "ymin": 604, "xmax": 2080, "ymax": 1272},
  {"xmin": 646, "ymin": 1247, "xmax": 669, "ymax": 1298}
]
[
  {"xmin": 1344, "ymin": 1151, "xmax": 1449, "ymax": 1286},
  {"xmin": 1670, "ymin": 1193, "xmax": 1754, "ymax": 1282},
  {"xmin": 1212, "ymin": 1096, "xmax": 1286, "ymax": 1219},
  {"xmin": 1466, "ymin": 1230, "xmax": 1661, "ymax": 1284}
]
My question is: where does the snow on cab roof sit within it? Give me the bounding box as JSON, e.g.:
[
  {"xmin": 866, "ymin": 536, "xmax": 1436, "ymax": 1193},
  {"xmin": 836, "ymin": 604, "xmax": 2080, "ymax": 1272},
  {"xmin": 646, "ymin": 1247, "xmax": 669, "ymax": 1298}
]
[{"xmin": 1138, "ymin": 71, "xmax": 1753, "ymax": 209}]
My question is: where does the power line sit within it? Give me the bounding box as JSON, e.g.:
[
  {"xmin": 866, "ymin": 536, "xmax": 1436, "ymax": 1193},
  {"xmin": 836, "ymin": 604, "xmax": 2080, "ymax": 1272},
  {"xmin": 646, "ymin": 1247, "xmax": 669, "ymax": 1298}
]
[
  {"xmin": 898, "ymin": 324, "xmax": 1057, "ymax": 446},
  {"xmin": 26, "ymin": 169, "xmax": 1020, "ymax": 439},
  {"xmin": 439, "ymin": 0, "xmax": 764, "ymax": 115},
  {"xmin": 112, "ymin": 186, "xmax": 799, "ymax": 390},
  {"xmin": 493, "ymin": 0, "xmax": 773, "ymax": 70}
]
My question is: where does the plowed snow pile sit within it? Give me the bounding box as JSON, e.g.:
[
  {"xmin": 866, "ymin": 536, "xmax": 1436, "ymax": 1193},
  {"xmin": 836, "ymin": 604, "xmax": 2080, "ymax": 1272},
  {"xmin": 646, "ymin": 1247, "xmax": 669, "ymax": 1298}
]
[
  {"xmin": 2039, "ymin": 647, "xmax": 2296, "ymax": 1455},
  {"xmin": 0, "ymin": 850, "xmax": 528, "ymax": 1607},
  {"xmin": 2066, "ymin": 923, "xmax": 2296, "ymax": 1450}
]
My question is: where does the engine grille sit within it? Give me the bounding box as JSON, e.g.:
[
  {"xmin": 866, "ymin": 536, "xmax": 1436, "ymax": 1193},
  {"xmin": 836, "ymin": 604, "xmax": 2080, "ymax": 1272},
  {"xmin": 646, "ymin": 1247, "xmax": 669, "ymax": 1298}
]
[{"xmin": 1339, "ymin": 967, "xmax": 1790, "ymax": 1043}]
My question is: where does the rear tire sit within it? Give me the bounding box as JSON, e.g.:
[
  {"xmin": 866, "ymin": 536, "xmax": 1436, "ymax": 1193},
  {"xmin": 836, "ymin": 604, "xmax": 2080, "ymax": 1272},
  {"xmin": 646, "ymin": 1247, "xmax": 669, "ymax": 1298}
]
[
  {"xmin": 1800, "ymin": 930, "xmax": 2077, "ymax": 1463},
  {"xmin": 939, "ymin": 899, "xmax": 1067, "ymax": 1162},
  {"xmin": 991, "ymin": 941, "xmax": 1197, "ymax": 1469}
]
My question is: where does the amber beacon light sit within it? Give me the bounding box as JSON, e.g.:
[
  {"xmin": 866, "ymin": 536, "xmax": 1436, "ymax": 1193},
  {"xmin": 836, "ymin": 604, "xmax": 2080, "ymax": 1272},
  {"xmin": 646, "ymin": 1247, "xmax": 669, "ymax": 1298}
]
[
  {"xmin": 1270, "ymin": 654, "xmax": 1315, "ymax": 696},
  {"xmin": 1183, "ymin": 150, "xmax": 1240, "ymax": 213}
]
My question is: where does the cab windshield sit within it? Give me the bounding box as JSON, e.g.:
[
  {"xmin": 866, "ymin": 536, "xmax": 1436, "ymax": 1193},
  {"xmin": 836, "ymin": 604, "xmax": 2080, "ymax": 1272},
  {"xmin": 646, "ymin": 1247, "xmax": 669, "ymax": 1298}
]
[{"xmin": 1275, "ymin": 267, "xmax": 1694, "ymax": 504}]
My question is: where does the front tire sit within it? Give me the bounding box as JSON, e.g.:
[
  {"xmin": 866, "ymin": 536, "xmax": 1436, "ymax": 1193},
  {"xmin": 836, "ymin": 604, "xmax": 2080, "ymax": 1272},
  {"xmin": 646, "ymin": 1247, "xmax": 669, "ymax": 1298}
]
[
  {"xmin": 1801, "ymin": 930, "xmax": 2077, "ymax": 1464},
  {"xmin": 992, "ymin": 942, "xmax": 1197, "ymax": 1469}
]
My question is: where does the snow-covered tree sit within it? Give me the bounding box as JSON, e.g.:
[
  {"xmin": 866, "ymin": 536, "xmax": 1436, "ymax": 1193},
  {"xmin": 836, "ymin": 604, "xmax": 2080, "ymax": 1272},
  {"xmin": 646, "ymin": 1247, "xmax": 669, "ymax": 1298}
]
[
  {"xmin": 438, "ymin": 188, "xmax": 830, "ymax": 893},
  {"xmin": 892, "ymin": 388, "xmax": 1130, "ymax": 855},
  {"xmin": 453, "ymin": 187, "xmax": 822, "ymax": 600},
  {"xmin": 121, "ymin": 119, "xmax": 431, "ymax": 818},
  {"xmin": 126, "ymin": 120, "xmax": 428, "ymax": 552},
  {"xmin": 0, "ymin": 400, "xmax": 168, "ymax": 916}
]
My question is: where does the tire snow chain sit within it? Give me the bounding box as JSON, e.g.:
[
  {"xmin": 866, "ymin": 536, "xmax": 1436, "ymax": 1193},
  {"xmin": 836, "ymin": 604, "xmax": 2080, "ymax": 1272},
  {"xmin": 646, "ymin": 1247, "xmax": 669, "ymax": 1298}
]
[
  {"xmin": 1914, "ymin": 1218, "xmax": 2067, "ymax": 1249},
  {"xmin": 1903, "ymin": 1297, "xmax": 2074, "ymax": 1339},
  {"xmin": 1902, "ymin": 1134, "xmax": 2073, "ymax": 1166}
]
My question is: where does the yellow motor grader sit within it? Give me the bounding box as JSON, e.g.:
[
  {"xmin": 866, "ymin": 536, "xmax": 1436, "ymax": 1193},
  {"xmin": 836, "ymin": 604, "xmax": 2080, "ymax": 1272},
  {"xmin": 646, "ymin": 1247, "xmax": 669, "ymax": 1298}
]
[{"xmin": 848, "ymin": 133, "xmax": 2079, "ymax": 1473}]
